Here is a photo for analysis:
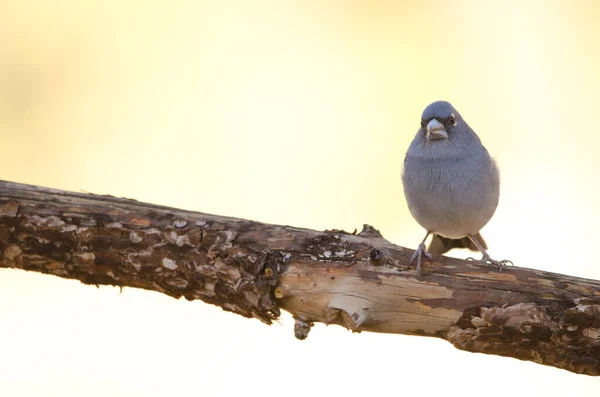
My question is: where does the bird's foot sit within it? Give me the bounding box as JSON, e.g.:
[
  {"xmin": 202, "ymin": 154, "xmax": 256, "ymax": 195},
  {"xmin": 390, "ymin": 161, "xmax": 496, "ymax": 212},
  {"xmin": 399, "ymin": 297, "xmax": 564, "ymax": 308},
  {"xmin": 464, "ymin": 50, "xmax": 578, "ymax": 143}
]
[
  {"xmin": 409, "ymin": 243, "xmax": 432, "ymax": 273},
  {"xmin": 466, "ymin": 254, "xmax": 513, "ymax": 273}
]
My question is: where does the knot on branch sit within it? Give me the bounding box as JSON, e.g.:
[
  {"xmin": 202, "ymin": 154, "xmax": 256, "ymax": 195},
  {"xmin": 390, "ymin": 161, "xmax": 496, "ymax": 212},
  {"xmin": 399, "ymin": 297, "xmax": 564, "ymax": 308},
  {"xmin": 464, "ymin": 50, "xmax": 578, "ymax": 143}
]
[
  {"xmin": 369, "ymin": 248, "xmax": 395, "ymax": 267},
  {"xmin": 325, "ymin": 293, "xmax": 371, "ymax": 331},
  {"xmin": 294, "ymin": 318, "xmax": 314, "ymax": 340},
  {"xmin": 357, "ymin": 224, "xmax": 382, "ymax": 238}
]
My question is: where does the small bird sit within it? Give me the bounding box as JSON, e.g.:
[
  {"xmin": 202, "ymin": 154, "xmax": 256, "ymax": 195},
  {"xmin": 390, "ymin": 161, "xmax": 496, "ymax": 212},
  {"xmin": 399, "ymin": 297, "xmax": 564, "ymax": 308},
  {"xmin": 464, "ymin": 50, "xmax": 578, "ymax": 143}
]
[{"xmin": 402, "ymin": 101, "xmax": 511, "ymax": 273}]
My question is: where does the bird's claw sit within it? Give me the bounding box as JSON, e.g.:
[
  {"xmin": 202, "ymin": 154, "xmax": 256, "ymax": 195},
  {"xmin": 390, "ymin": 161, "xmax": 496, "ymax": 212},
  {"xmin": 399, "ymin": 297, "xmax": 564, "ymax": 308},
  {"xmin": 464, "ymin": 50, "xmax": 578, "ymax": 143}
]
[
  {"xmin": 409, "ymin": 243, "xmax": 432, "ymax": 273},
  {"xmin": 467, "ymin": 255, "xmax": 514, "ymax": 273}
]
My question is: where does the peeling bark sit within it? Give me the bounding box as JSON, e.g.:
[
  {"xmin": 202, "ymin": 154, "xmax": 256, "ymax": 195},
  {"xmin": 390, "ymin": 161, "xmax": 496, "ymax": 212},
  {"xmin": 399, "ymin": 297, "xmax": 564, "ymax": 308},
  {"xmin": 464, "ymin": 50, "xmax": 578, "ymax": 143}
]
[{"xmin": 1, "ymin": 180, "xmax": 599, "ymax": 375}]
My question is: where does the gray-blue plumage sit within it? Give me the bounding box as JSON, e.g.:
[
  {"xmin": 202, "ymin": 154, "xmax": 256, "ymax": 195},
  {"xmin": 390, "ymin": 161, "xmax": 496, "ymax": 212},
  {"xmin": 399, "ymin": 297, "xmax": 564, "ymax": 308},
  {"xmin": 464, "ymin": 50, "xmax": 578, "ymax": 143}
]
[{"xmin": 402, "ymin": 101, "xmax": 508, "ymax": 272}]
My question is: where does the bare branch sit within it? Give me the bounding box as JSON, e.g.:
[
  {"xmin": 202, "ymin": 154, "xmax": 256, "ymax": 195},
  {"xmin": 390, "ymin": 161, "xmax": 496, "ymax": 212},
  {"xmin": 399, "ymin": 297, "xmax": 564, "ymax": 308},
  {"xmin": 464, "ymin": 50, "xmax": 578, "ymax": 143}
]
[{"xmin": 1, "ymin": 180, "xmax": 599, "ymax": 375}]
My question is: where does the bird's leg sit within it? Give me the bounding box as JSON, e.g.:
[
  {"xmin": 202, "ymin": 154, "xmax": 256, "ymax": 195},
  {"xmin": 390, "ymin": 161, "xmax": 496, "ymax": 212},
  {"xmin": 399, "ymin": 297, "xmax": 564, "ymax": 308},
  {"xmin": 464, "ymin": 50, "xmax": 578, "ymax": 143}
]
[
  {"xmin": 409, "ymin": 232, "xmax": 432, "ymax": 273},
  {"xmin": 466, "ymin": 234, "xmax": 513, "ymax": 272}
]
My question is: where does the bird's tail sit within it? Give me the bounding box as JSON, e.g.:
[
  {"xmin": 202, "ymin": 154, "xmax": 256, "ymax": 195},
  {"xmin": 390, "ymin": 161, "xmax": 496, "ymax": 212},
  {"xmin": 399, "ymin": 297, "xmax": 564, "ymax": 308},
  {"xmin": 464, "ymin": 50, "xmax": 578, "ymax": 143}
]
[{"xmin": 427, "ymin": 232, "xmax": 487, "ymax": 255}]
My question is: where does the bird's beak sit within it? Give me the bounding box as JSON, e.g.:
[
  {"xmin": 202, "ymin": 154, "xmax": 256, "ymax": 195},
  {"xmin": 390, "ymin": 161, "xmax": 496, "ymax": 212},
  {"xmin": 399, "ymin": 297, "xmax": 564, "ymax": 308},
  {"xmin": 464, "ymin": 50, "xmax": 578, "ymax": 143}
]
[{"xmin": 426, "ymin": 119, "xmax": 448, "ymax": 140}]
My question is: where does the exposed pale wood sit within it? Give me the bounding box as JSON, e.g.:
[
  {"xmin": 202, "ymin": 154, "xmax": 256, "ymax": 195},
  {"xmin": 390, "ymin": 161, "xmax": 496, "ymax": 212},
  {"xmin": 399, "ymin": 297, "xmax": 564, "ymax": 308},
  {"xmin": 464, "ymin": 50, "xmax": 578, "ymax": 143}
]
[{"xmin": 1, "ymin": 180, "xmax": 599, "ymax": 375}]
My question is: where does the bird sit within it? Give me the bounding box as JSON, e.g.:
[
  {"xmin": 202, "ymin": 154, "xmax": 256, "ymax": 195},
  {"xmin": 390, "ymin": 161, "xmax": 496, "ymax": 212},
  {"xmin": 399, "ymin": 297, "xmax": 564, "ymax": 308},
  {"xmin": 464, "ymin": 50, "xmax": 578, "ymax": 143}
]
[{"xmin": 401, "ymin": 100, "xmax": 511, "ymax": 273}]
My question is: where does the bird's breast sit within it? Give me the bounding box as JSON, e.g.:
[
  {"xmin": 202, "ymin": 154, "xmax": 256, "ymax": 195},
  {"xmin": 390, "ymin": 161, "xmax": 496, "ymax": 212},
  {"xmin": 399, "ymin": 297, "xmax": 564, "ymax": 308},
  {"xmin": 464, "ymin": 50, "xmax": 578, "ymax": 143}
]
[{"xmin": 402, "ymin": 154, "xmax": 499, "ymax": 238}]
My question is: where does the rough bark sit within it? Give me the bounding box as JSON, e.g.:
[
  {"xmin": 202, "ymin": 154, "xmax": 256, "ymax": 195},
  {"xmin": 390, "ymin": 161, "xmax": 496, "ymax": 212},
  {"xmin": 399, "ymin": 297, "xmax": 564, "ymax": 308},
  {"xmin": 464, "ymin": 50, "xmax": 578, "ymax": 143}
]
[{"xmin": 1, "ymin": 180, "xmax": 599, "ymax": 376}]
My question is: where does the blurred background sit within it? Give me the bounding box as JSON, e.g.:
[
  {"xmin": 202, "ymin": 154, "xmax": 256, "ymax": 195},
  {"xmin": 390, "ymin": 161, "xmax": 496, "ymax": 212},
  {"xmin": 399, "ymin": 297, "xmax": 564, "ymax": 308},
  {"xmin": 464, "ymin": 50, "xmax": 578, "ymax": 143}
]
[{"xmin": 1, "ymin": 0, "xmax": 599, "ymax": 395}]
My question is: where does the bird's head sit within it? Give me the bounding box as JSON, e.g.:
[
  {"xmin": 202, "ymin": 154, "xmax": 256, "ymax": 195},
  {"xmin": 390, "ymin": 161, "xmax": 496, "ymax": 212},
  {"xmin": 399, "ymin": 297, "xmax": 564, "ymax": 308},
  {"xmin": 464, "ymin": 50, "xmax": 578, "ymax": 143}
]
[{"xmin": 420, "ymin": 101, "xmax": 462, "ymax": 142}]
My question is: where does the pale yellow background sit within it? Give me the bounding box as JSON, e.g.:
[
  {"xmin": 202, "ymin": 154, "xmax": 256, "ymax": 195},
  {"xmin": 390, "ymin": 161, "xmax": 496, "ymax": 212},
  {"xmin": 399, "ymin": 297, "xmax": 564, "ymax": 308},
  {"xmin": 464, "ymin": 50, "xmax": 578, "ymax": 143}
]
[{"xmin": 1, "ymin": 0, "xmax": 599, "ymax": 395}]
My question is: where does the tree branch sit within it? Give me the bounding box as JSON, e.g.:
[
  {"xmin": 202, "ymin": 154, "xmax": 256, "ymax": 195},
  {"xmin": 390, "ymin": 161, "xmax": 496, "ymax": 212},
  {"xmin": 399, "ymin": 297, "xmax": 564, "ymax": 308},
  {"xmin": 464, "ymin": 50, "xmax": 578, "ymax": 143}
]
[{"xmin": 1, "ymin": 180, "xmax": 599, "ymax": 375}]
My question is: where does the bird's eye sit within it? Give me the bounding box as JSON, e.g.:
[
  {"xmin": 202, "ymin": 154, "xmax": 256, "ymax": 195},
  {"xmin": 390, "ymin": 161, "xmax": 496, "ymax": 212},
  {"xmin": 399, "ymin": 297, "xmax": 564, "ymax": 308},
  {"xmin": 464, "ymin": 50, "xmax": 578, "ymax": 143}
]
[
  {"xmin": 449, "ymin": 114, "xmax": 457, "ymax": 126},
  {"xmin": 420, "ymin": 119, "xmax": 426, "ymax": 129}
]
